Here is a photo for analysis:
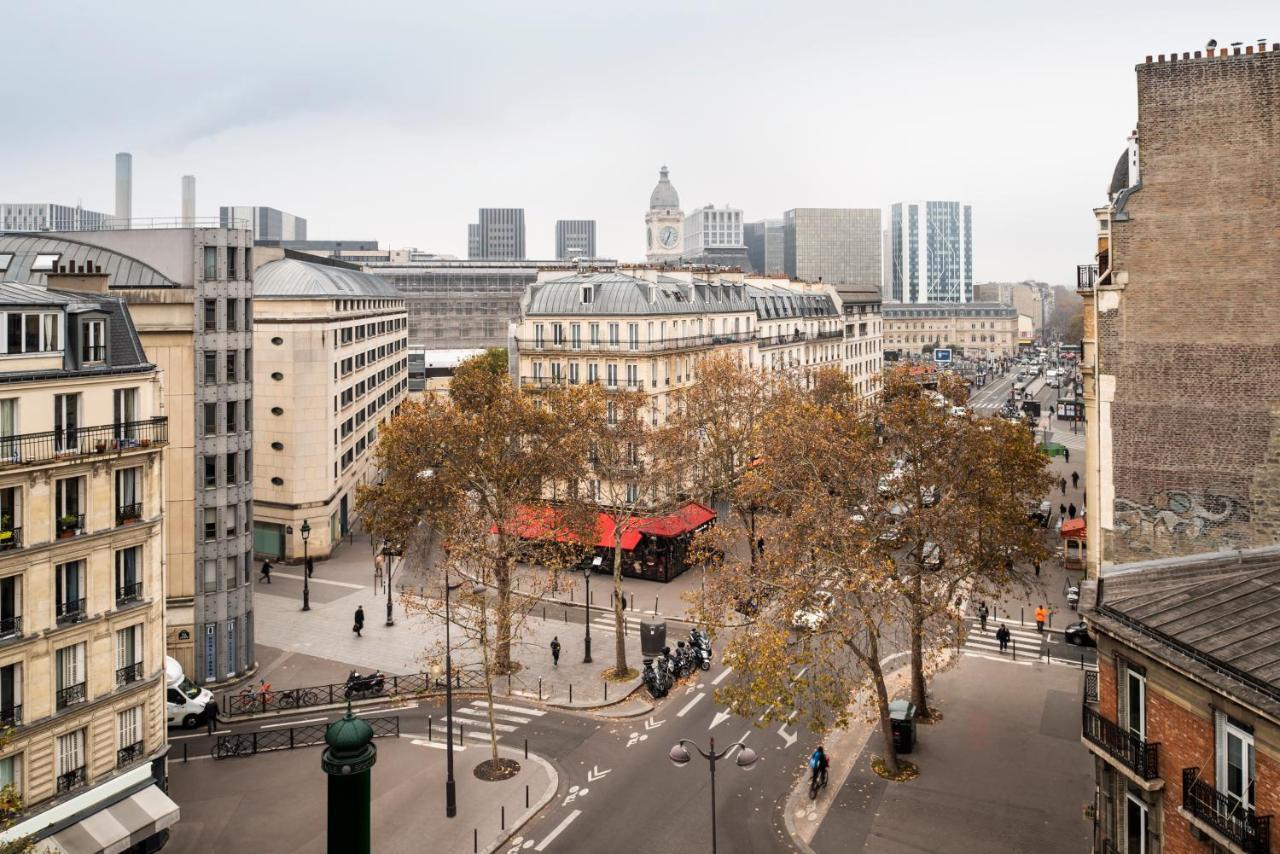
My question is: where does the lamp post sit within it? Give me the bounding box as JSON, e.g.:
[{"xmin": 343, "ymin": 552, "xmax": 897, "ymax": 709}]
[
  {"xmin": 382, "ymin": 541, "xmax": 400, "ymax": 626},
  {"xmin": 301, "ymin": 519, "xmax": 312, "ymax": 612},
  {"xmin": 584, "ymin": 556, "xmax": 600, "ymax": 664},
  {"xmin": 669, "ymin": 736, "xmax": 758, "ymax": 854},
  {"xmin": 441, "ymin": 568, "xmax": 462, "ymax": 818}
]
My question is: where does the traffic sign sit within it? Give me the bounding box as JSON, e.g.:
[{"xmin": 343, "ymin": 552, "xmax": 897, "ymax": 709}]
[{"xmin": 933, "ymin": 348, "xmax": 952, "ymax": 365}]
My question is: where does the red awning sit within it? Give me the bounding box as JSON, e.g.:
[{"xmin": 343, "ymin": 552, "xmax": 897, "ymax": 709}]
[
  {"xmin": 637, "ymin": 502, "xmax": 717, "ymax": 538},
  {"xmin": 1060, "ymin": 518, "xmax": 1086, "ymax": 539},
  {"xmin": 597, "ymin": 515, "xmax": 643, "ymax": 551},
  {"xmin": 496, "ymin": 502, "xmax": 716, "ymax": 551}
]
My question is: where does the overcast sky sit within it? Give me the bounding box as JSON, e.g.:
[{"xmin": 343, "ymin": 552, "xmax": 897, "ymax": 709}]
[{"xmin": 1, "ymin": 1, "xmax": 1271, "ymax": 282}]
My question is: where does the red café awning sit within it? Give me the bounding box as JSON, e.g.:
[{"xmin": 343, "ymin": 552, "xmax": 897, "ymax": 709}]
[
  {"xmin": 497, "ymin": 503, "xmax": 715, "ymax": 552},
  {"xmin": 1060, "ymin": 518, "xmax": 1086, "ymax": 539}
]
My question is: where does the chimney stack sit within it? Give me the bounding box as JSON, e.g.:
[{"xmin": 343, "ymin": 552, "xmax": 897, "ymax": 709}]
[
  {"xmin": 181, "ymin": 175, "xmax": 196, "ymax": 226},
  {"xmin": 115, "ymin": 152, "xmax": 132, "ymax": 223}
]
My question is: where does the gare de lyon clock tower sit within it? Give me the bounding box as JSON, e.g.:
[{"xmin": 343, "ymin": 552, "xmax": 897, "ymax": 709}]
[{"xmin": 645, "ymin": 165, "xmax": 684, "ymax": 263}]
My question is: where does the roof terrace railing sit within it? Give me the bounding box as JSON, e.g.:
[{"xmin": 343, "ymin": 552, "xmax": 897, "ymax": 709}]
[{"xmin": 52, "ymin": 217, "xmax": 250, "ymax": 232}]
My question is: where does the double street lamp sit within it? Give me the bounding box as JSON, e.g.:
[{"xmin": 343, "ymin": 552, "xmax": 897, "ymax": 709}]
[
  {"xmin": 300, "ymin": 519, "xmax": 311, "ymax": 612},
  {"xmin": 381, "ymin": 541, "xmax": 401, "ymax": 626},
  {"xmin": 669, "ymin": 737, "xmax": 758, "ymax": 854},
  {"xmin": 433, "ymin": 569, "xmax": 464, "ymax": 818},
  {"xmin": 583, "ymin": 555, "xmax": 601, "ymax": 664}
]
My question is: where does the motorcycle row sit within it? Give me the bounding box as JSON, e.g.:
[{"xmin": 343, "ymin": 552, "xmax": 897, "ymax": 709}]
[{"xmin": 643, "ymin": 628, "xmax": 712, "ymax": 699}]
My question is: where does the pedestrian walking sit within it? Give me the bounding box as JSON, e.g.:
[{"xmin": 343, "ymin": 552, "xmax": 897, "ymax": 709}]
[
  {"xmin": 306, "ymin": 556, "xmax": 314, "ymax": 578},
  {"xmin": 353, "ymin": 605, "xmax": 365, "ymax": 638},
  {"xmin": 977, "ymin": 602, "xmax": 989, "ymax": 632},
  {"xmin": 1071, "ymin": 471, "xmax": 1080, "ymax": 489},
  {"xmin": 1064, "ymin": 447, "xmax": 1071, "ymax": 463},
  {"xmin": 1059, "ymin": 477, "xmax": 1067, "ymax": 494},
  {"xmin": 1068, "ymin": 502, "xmax": 1077, "ymax": 519},
  {"xmin": 550, "ymin": 636, "xmax": 561, "ymax": 667},
  {"xmin": 206, "ymin": 697, "xmax": 220, "ymax": 734},
  {"xmin": 1034, "ymin": 560, "xmax": 1041, "ymax": 577},
  {"xmin": 996, "ymin": 624, "xmax": 1011, "ymax": 653},
  {"xmin": 1059, "ymin": 503, "xmax": 1067, "ymax": 518},
  {"xmin": 259, "ymin": 560, "xmax": 272, "ymax": 584},
  {"xmin": 1035, "ymin": 604, "xmax": 1048, "ymax": 634}
]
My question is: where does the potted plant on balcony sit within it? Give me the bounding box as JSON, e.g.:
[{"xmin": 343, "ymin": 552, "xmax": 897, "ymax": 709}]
[
  {"xmin": 58, "ymin": 514, "xmax": 79, "ymax": 538},
  {"xmin": 0, "ymin": 514, "xmax": 11, "ymax": 546}
]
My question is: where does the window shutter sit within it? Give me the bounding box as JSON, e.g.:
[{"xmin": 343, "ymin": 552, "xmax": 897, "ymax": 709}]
[
  {"xmin": 1214, "ymin": 707, "xmax": 1227, "ymax": 790},
  {"xmin": 1116, "ymin": 656, "xmax": 1128, "ymax": 728}
]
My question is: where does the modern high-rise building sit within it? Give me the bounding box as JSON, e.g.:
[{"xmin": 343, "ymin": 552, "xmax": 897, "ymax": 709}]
[
  {"xmin": 0, "ymin": 204, "xmax": 110, "ymax": 232},
  {"xmin": 0, "ymin": 226, "xmax": 258, "ymax": 686},
  {"xmin": 467, "ymin": 209, "xmax": 525, "ymax": 260},
  {"xmin": 554, "ymin": 220, "xmax": 596, "ymax": 260},
  {"xmin": 744, "ymin": 219, "xmax": 785, "ymax": 275},
  {"xmin": 114, "ymin": 153, "xmax": 132, "ymax": 223},
  {"xmin": 682, "ymin": 205, "xmax": 748, "ymax": 267},
  {"xmin": 782, "ymin": 208, "xmax": 881, "ymax": 288},
  {"xmin": 886, "ymin": 201, "xmax": 973, "ymax": 303},
  {"xmin": 644, "ymin": 167, "xmax": 684, "ymax": 263},
  {"xmin": 219, "ymin": 206, "xmax": 307, "ymax": 242},
  {"xmin": 181, "ymin": 176, "xmax": 196, "ymax": 226}
]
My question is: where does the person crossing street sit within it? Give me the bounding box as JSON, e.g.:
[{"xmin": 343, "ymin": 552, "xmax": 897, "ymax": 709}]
[
  {"xmin": 550, "ymin": 636, "xmax": 561, "ymax": 667},
  {"xmin": 977, "ymin": 602, "xmax": 989, "ymax": 631},
  {"xmin": 1035, "ymin": 604, "xmax": 1048, "ymax": 634}
]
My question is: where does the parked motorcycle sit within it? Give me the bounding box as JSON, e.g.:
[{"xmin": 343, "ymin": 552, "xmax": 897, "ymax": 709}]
[
  {"xmin": 689, "ymin": 628, "xmax": 712, "ymax": 671},
  {"xmin": 344, "ymin": 669, "xmax": 386, "ymax": 699},
  {"xmin": 644, "ymin": 658, "xmax": 670, "ymax": 698},
  {"xmin": 1066, "ymin": 586, "xmax": 1080, "ymax": 611}
]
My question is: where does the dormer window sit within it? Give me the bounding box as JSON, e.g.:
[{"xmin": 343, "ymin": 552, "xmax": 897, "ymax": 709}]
[
  {"xmin": 82, "ymin": 320, "xmax": 106, "ymax": 363},
  {"xmin": 581, "ymin": 286, "xmax": 593, "ymax": 305},
  {"xmin": 2, "ymin": 311, "xmax": 61, "ymax": 354},
  {"xmin": 31, "ymin": 254, "xmax": 60, "ymax": 272}
]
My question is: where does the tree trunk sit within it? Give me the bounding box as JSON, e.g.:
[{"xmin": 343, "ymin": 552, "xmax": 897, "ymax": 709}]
[
  {"xmin": 612, "ymin": 531, "xmax": 629, "ymax": 676},
  {"xmin": 479, "ymin": 605, "xmax": 499, "ymax": 762},
  {"xmin": 494, "ymin": 553, "xmax": 513, "ymax": 673},
  {"xmin": 864, "ymin": 626, "xmax": 900, "ymax": 776},
  {"xmin": 909, "ymin": 572, "xmax": 932, "ymax": 719}
]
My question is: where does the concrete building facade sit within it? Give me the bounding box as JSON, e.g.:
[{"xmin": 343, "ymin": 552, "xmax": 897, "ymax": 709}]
[
  {"xmin": 0, "ymin": 228, "xmax": 257, "ymax": 685},
  {"xmin": 0, "ymin": 275, "xmax": 176, "ymax": 850},
  {"xmin": 218, "ymin": 206, "xmax": 306, "ymax": 242},
  {"xmin": 882, "ymin": 302, "xmax": 1017, "ymax": 358},
  {"xmin": 0, "ymin": 206, "xmax": 110, "ymax": 234},
  {"xmin": 783, "ymin": 208, "xmax": 881, "ymax": 290},
  {"xmin": 554, "ymin": 220, "xmax": 596, "ymax": 260},
  {"xmin": 744, "ymin": 220, "xmax": 785, "ymax": 275},
  {"xmin": 468, "ymin": 209, "xmax": 526, "ymax": 260},
  {"xmin": 886, "ymin": 201, "xmax": 973, "ymax": 303},
  {"xmin": 250, "ymin": 253, "xmax": 409, "ymax": 561},
  {"xmin": 1080, "ymin": 44, "xmax": 1280, "ymax": 574}
]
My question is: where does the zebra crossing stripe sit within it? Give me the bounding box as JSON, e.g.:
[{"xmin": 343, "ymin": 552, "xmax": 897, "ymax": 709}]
[
  {"xmin": 470, "ymin": 701, "xmax": 546, "ymax": 716},
  {"xmin": 449, "ymin": 711, "xmax": 519, "ymax": 732}
]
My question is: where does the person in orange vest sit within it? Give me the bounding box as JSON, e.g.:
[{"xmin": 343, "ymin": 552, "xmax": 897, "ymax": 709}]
[{"xmin": 1035, "ymin": 605, "xmax": 1048, "ymax": 634}]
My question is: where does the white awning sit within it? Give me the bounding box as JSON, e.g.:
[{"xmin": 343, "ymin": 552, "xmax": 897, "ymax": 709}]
[{"xmin": 44, "ymin": 785, "xmax": 179, "ymax": 854}]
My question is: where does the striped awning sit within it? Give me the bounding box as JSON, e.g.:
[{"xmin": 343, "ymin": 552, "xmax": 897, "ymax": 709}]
[{"xmin": 45, "ymin": 785, "xmax": 179, "ymax": 854}]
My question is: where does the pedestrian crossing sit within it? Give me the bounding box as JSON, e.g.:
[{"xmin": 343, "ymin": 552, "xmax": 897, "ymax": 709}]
[
  {"xmin": 960, "ymin": 617, "xmax": 1040, "ymax": 665},
  {"xmin": 589, "ymin": 609, "xmax": 645, "ymax": 635},
  {"xmin": 414, "ymin": 699, "xmax": 546, "ymax": 750}
]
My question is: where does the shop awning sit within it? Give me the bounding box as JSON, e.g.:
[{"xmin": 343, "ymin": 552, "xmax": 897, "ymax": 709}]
[
  {"xmin": 499, "ymin": 503, "xmax": 715, "ymax": 551},
  {"xmin": 638, "ymin": 503, "xmax": 716, "ymax": 538},
  {"xmin": 1061, "ymin": 518, "xmax": 1086, "ymax": 539},
  {"xmin": 45, "ymin": 784, "xmax": 179, "ymax": 854}
]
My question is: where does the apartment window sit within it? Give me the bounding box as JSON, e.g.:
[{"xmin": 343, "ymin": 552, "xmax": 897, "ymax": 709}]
[
  {"xmin": 226, "ymin": 246, "xmax": 238, "ymax": 280},
  {"xmin": 608, "ymin": 323, "xmax": 619, "ymax": 345},
  {"xmin": 203, "ymin": 246, "xmax": 217, "ymax": 279},
  {"xmin": 204, "ymin": 455, "xmax": 216, "ymax": 488},
  {"xmin": 587, "ymin": 363, "xmax": 598, "ymax": 384},
  {"xmin": 226, "ymin": 298, "xmax": 238, "ymax": 332},
  {"xmin": 55, "ymin": 643, "xmax": 86, "ymax": 709},
  {"xmin": 0, "ymin": 755, "xmax": 18, "ymax": 795},
  {"xmin": 55, "ymin": 560, "xmax": 86, "ymax": 624},
  {"xmin": 0, "ymin": 662, "xmax": 21, "ymax": 727},
  {"xmin": 0, "ymin": 399, "xmax": 15, "ymax": 463},
  {"xmin": 117, "ymin": 706, "xmax": 143, "ymax": 767},
  {"xmin": 590, "ymin": 323, "xmax": 600, "ymax": 345},
  {"xmin": 113, "ymin": 388, "xmax": 138, "ymax": 442},
  {"xmin": 81, "ymin": 319, "xmax": 106, "ymax": 363},
  {"xmin": 628, "ymin": 323, "xmax": 638, "ymax": 351},
  {"xmin": 203, "ymin": 299, "xmax": 217, "ymax": 331},
  {"xmin": 53, "ymin": 393, "xmax": 80, "ymax": 453},
  {"xmin": 533, "ymin": 324, "xmax": 544, "ymax": 348},
  {"xmin": 1125, "ymin": 793, "xmax": 1149, "ymax": 854},
  {"xmin": 581, "ymin": 286, "xmax": 593, "ymax": 305},
  {"xmin": 626, "ymin": 364, "xmax": 638, "ymax": 388},
  {"xmin": 203, "ymin": 402, "xmax": 216, "ymax": 436},
  {"xmin": 225, "ymin": 452, "xmax": 238, "ymax": 486},
  {"xmin": 569, "ymin": 363, "xmax": 580, "ymax": 385},
  {"xmin": 225, "ymin": 351, "xmax": 237, "ymax": 383},
  {"xmin": 116, "ymin": 545, "xmax": 141, "ymax": 604},
  {"xmin": 203, "ymin": 558, "xmax": 218, "ymax": 594},
  {"xmin": 115, "ymin": 467, "xmax": 141, "ymax": 525},
  {"xmin": 203, "ymin": 508, "xmax": 217, "ymax": 541},
  {"xmin": 1124, "ymin": 669, "xmax": 1146, "ymax": 741},
  {"xmin": 56, "ymin": 729, "xmax": 87, "ymax": 793},
  {"xmin": 1219, "ymin": 716, "xmax": 1256, "ymax": 811},
  {"xmin": 243, "ymin": 298, "xmax": 252, "ymax": 332},
  {"xmin": 54, "ymin": 476, "xmax": 83, "ymax": 536},
  {"xmin": 626, "ymin": 483, "xmax": 639, "ymax": 504},
  {"xmin": 0, "ymin": 485, "xmax": 19, "ymax": 551},
  {"xmin": 571, "ymin": 324, "xmax": 581, "ymax": 349},
  {"xmin": 553, "ymin": 324, "xmax": 564, "ymax": 345},
  {"xmin": 606, "ymin": 364, "xmax": 617, "ymax": 388},
  {"xmin": 226, "ymin": 400, "xmax": 237, "ymax": 433},
  {"xmin": 116, "ymin": 625, "xmax": 142, "ymax": 685},
  {"xmin": 606, "ymin": 401, "xmax": 617, "ymax": 425}
]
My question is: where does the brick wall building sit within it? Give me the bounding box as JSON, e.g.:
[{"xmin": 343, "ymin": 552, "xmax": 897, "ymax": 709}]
[{"xmin": 1080, "ymin": 43, "xmax": 1280, "ymax": 572}]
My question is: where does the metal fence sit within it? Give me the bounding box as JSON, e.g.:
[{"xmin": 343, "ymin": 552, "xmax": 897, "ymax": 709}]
[
  {"xmin": 223, "ymin": 669, "xmax": 487, "ymax": 717},
  {"xmin": 213, "ymin": 716, "xmax": 401, "ymax": 759}
]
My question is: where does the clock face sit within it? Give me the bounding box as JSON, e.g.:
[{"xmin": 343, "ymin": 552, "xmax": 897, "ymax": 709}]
[{"xmin": 659, "ymin": 226, "xmax": 679, "ymax": 249}]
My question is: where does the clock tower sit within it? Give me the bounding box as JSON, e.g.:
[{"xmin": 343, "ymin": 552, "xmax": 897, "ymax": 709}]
[{"xmin": 645, "ymin": 166, "xmax": 684, "ymax": 263}]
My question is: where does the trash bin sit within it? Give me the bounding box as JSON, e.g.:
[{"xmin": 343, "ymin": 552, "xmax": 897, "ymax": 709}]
[
  {"xmin": 889, "ymin": 699, "xmax": 916, "ymax": 754},
  {"xmin": 640, "ymin": 620, "xmax": 667, "ymax": 658}
]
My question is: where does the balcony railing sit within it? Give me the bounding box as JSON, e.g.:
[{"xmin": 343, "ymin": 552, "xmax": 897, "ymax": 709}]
[
  {"xmin": 0, "ymin": 615, "xmax": 19, "ymax": 639},
  {"xmin": 56, "ymin": 513, "xmax": 84, "ymax": 538},
  {"xmin": 1084, "ymin": 669, "xmax": 1099, "ymax": 703},
  {"xmin": 815, "ymin": 329, "xmax": 844, "ymax": 340},
  {"xmin": 56, "ymin": 682, "xmax": 86, "ymax": 710},
  {"xmin": 521, "ymin": 377, "xmax": 648, "ymax": 392},
  {"xmin": 56, "ymin": 766, "xmax": 87, "ymax": 794},
  {"xmin": 0, "ymin": 418, "xmax": 168, "ymax": 470},
  {"xmin": 0, "ymin": 527, "xmax": 20, "ymax": 551},
  {"xmin": 116, "ymin": 740, "xmax": 145, "ymax": 768},
  {"xmin": 116, "ymin": 503, "xmax": 142, "ymax": 526},
  {"xmin": 1182, "ymin": 768, "xmax": 1272, "ymax": 854},
  {"xmin": 116, "ymin": 582, "xmax": 143, "ymax": 606},
  {"xmin": 56, "ymin": 598, "xmax": 87, "ymax": 626},
  {"xmin": 0, "ymin": 704, "xmax": 21, "ymax": 727},
  {"xmin": 116, "ymin": 661, "xmax": 143, "ymax": 686},
  {"xmin": 1077, "ymin": 264, "xmax": 1099, "ymax": 291},
  {"xmin": 517, "ymin": 329, "xmax": 756, "ymax": 355},
  {"xmin": 1081, "ymin": 705, "xmax": 1160, "ymax": 780},
  {"xmin": 759, "ymin": 331, "xmax": 812, "ymax": 349}
]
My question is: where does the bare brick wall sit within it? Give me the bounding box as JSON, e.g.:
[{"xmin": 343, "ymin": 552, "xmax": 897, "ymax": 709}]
[{"xmin": 1101, "ymin": 49, "xmax": 1280, "ymax": 562}]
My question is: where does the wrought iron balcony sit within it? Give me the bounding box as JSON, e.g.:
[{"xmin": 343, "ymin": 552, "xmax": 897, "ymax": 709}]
[
  {"xmin": 56, "ymin": 513, "xmax": 84, "ymax": 538},
  {"xmin": 116, "ymin": 503, "xmax": 142, "ymax": 526},
  {"xmin": 56, "ymin": 598, "xmax": 87, "ymax": 625},
  {"xmin": 56, "ymin": 682, "xmax": 86, "ymax": 710},
  {"xmin": 0, "ymin": 418, "xmax": 168, "ymax": 470},
  {"xmin": 56, "ymin": 766, "xmax": 87, "ymax": 794},
  {"xmin": 758, "ymin": 330, "xmax": 812, "ymax": 349},
  {"xmin": 1182, "ymin": 768, "xmax": 1272, "ymax": 854},
  {"xmin": 1078, "ymin": 263, "xmax": 1099, "ymax": 291},
  {"xmin": 0, "ymin": 615, "xmax": 19, "ymax": 641},
  {"xmin": 521, "ymin": 376, "xmax": 648, "ymax": 392},
  {"xmin": 116, "ymin": 661, "xmax": 143, "ymax": 686},
  {"xmin": 0, "ymin": 527, "xmax": 20, "ymax": 551},
  {"xmin": 1081, "ymin": 704, "xmax": 1160, "ymax": 780},
  {"xmin": 0, "ymin": 704, "xmax": 21, "ymax": 727},
  {"xmin": 116, "ymin": 582, "xmax": 143, "ymax": 606},
  {"xmin": 516, "ymin": 329, "xmax": 756, "ymax": 355},
  {"xmin": 116, "ymin": 740, "xmax": 145, "ymax": 768},
  {"xmin": 1084, "ymin": 670, "xmax": 1099, "ymax": 703}
]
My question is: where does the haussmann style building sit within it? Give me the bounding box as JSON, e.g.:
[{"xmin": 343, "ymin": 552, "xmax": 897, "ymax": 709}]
[{"xmin": 882, "ymin": 302, "xmax": 1018, "ymax": 359}]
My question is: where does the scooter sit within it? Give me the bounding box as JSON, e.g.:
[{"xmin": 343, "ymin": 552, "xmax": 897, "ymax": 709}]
[
  {"xmin": 643, "ymin": 658, "xmax": 670, "ymax": 699},
  {"xmin": 689, "ymin": 628, "xmax": 712, "ymax": 671},
  {"xmin": 1066, "ymin": 586, "xmax": 1080, "ymax": 611},
  {"xmin": 344, "ymin": 669, "xmax": 386, "ymax": 698}
]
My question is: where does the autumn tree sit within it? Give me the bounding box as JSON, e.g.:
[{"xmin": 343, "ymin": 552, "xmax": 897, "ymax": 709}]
[
  {"xmin": 694, "ymin": 376, "xmax": 910, "ymax": 774},
  {"xmin": 356, "ymin": 354, "xmax": 596, "ymax": 675},
  {"xmin": 0, "ymin": 726, "xmax": 34, "ymax": 853}
]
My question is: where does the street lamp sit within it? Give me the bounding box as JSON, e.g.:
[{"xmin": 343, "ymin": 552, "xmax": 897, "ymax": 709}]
[
  {"xmin": 584, "ymin": 555, "xmax": 601, "ymax": 664},
  {"xmin": 669, "ymin": 736, "xmax": 758, "ymax": 854},
  {"xmin": 300, "ymin": 519, "xmax": 311, "ymax": 612},
  {"xmin": 440, "ymin": 568, "xmax": 463, "ymax": 818},
  {"xmin": 382, "ymin": 541, "xmax": 401, "ymax": 626}
]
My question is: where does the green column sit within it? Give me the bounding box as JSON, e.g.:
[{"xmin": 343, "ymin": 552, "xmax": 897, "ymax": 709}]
[{"xmin": 321, "ymin": 709, "xmax": 377, "ymax": 854}]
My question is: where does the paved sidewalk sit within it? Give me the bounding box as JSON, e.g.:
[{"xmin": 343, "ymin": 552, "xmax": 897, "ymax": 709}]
[
  {"xmin": 807, "ymin": 655, "xmax": 1093, "ymax": 854},
  {"xmin": 167, "ymin": 735, "xmax": 555, "ymax": 854}
]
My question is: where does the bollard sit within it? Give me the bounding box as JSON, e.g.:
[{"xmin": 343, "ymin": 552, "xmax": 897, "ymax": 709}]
[
  {"xmin": 183, "ymin": 743, "xmax": 188, "ymax": 763},
  {"xmin": 428, "ymin": 715, "xmax": 433, "ymax": 741},
  {"xmin": 526, "ymin": 783, "xmax": 530, "ymax": 808},
  {"xmin": 502, "ymin": 805, "xmax": 505, "ymax": 830},
  {"xmin": 654, "ymin": 596, "xmax": 659, "ymax": 616},
  {"xmin": 474, "ymin": 829, "xmax": 478, "ymax": 853},
  {"xmin": 1020, "ymin": 607, "xmax": 1025, "ymax": 627},
  {"xmin": 564, "ymin": 610, "xmax": 568, "ymax": 624},
  {"xmin": 604, "ymin": 681, "xmax": 608, "ymax": 701},
  {"xmin": 1080, "ymin": 654, "xmax": 1084, "ymax": 671},
  {"xmin": 459, "ymin": 722, "xmax": 464, "ymax": 745},
  {"xmin": 539, "ymin": 677, "xmax": 542, "ymax": 700},
  {"xmin": 508, "ymin": 673, "xmax": 512, "ymax": 694},
  {"xmin": 524, "ymin": 738, "xmax": 528, "ymax": 759},
  {"xmin": 590, "ymin": 590, "xmax": 594, "ymax": 605},
  {"xmin": 1012, "ymin": 640, "xmax": 1017, "ymax": 661},
  {"xmin": 569, "ymin": 684, "xmax": 573, "ymax": 704},
  {"xmin": 571, "ymin": 588, "xmax": 575, "ymax": 603},
  {"xmin": 543, "ymin": 606, "xmax": 546, "ymax": 620}
]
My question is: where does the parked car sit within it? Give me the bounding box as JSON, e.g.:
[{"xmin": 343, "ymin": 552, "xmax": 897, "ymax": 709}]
[
  {"xmin": 1064, "ymin": 621, "xmax": 1096, "ymax": 647},
  {"xmin": 791, "ymin": 589, "xmax": 834, "ymax": 632},
  {"xmin": 917, "ymin": 541, "xmax": 942, "ymax": 570}
]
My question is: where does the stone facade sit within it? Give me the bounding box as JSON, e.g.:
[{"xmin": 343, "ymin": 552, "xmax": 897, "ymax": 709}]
[{"xmin": 882, "ymin": 302, "xmax": 1018, "ymax": 358}]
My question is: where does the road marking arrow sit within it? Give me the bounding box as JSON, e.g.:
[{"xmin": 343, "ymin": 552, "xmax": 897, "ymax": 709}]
[
  {"xmin": 587, "ymin": 765, "xmax": 612, "ymax": 783},
  {"xmin": 644, "ymin": 717, "xmax": 665, "ymax": 731},
  {"xmin": 710, "ymin": 710, "xmax": 733, "ymax": 730},
  {"xmin": 777, "ymin": 725, "xmax": 798, "ymax": 748}
]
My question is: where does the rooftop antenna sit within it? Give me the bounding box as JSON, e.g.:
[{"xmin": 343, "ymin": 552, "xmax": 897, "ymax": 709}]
[{"xmin": 1206, "ymin": 38, "xmax": 1217, "ymax": 51}]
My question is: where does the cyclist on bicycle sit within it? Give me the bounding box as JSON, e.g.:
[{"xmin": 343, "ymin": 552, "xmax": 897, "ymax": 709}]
[{"xmin": 809, "ymin": 745, "xmax": 829, "ymax": 789}]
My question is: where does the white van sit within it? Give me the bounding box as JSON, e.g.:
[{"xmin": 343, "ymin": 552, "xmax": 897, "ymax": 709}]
[{"xmin": 166, "ymin": 656, "xmax": 213, "ymax": 729}]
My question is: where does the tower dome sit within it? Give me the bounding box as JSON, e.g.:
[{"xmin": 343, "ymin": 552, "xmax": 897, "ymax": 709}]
[{"xmin": 649, "ymin": 166, "xmax": 680, "ymax": 210}]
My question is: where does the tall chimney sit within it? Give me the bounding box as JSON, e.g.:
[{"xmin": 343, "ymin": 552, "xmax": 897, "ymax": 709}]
[
  {"xmin": 115, "ymin": 152, "xmax": 132, "ymax": 222},
  {"xmin": 181, "ymin": 175, "xmax": 196, "ymax": 226}
]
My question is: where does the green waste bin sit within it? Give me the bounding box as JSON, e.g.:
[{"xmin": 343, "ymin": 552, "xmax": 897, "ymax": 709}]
[{"xmin": 889, "ymin": 699, "xmax": 917, "ymax": 754}]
